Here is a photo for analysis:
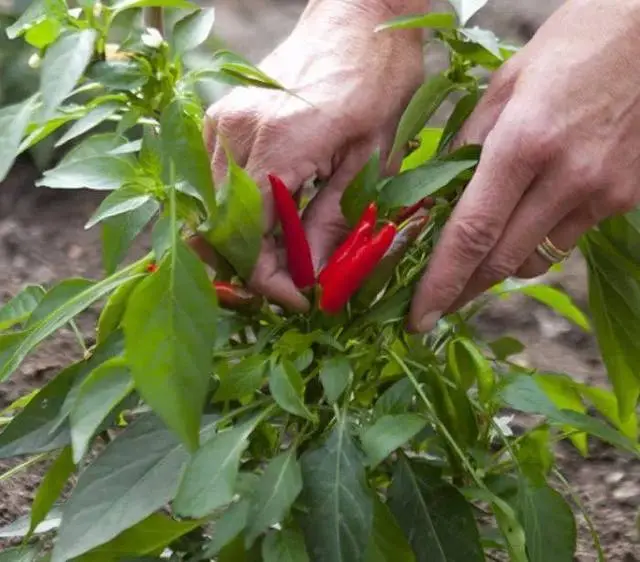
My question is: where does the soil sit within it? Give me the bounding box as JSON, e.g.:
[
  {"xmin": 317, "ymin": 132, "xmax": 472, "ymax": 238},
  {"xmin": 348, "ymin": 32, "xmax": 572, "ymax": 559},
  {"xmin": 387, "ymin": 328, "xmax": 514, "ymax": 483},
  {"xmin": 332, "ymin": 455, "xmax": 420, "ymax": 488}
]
[{"xmin": 1, "ymin": 0, "xmax": 639, "ymax": 559}]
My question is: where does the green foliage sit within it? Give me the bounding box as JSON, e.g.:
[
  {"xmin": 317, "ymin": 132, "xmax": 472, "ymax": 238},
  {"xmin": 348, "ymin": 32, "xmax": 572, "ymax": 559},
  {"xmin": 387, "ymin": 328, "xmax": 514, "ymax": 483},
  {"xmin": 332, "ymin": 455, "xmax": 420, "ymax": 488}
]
[{"xmin": 0, "ymin": 1, "xmax": 638, "ymax": 561}]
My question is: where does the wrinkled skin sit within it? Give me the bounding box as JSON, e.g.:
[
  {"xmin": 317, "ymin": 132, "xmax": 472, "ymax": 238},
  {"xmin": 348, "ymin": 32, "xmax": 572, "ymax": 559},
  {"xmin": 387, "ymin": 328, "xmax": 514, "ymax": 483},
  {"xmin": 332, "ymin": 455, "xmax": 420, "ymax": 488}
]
[
  {"xmin": 202, "ymin": 0, "xmax": 640, "ymax": 330},
  {"xmin": 200, "ymin": 0, "xmax": 426, "ymax": 310},
  {"xmin": 409, "ymin": 0, "xmax": 640, "ymax": 331}
]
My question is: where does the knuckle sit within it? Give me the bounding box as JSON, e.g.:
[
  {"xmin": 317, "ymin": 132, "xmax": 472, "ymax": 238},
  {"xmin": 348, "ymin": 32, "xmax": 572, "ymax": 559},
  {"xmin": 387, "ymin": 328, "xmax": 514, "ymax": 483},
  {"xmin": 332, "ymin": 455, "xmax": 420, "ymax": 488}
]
[
  {"xmin": 602, "ymin": 185, "xmax": 637, "ymax": 214},
  {"xmin": 478, "ymin": 253, "xmax": 520, "ymax": 284},
  {"xmin": 451, "ymin": 215, "xmax": 502, "ymax": 261}
]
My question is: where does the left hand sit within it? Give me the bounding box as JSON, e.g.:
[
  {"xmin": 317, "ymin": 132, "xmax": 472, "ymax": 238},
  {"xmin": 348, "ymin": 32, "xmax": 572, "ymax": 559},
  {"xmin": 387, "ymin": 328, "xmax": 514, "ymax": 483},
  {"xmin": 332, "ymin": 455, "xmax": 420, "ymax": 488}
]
[{"xmin": 409, "ymin": 0, "xmax": 640, "ymax": 333}]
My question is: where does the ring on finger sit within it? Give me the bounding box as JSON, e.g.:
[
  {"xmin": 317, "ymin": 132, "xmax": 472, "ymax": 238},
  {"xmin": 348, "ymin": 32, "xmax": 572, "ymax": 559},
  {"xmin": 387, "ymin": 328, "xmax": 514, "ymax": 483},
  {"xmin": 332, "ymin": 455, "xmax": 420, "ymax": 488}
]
[{"xmin": 536, "ymin": 236, "xmax": 572, "ymax": 264}]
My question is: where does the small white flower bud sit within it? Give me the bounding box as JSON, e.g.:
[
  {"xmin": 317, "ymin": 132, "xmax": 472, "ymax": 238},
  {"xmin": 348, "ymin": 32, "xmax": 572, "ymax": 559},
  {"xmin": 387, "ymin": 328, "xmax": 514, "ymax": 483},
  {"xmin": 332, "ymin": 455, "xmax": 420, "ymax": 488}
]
[
  {"xmin": 93, "ymin": 1, "xmax": 103, "ymax": 18},
  {"xmin": 28, "ymin": 52, "xmax": 41, "ymax": 69},
  {"xmin": 141, "ymin": 27, "xmax": 163, "ymax": 49}
]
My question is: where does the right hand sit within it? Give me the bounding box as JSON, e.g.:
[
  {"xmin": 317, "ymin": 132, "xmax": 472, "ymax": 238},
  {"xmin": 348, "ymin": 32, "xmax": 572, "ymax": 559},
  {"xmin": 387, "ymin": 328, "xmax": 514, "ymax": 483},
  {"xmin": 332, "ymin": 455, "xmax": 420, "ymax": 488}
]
[{"xmin": 199, "ymin": 0, "xmax": 426, "ymax": 311}]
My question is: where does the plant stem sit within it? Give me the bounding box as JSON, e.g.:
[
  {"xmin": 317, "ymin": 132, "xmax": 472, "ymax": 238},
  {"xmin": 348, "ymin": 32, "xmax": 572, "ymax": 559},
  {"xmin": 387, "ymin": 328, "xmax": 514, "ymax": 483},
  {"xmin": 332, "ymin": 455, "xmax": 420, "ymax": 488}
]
[
  {"xmin": 388, "ymin": 348, "xmax": 483, "ymax": 487},
  {"xmin": 0, "ymin": 453, "xmax": 50, "ymax": 483}
]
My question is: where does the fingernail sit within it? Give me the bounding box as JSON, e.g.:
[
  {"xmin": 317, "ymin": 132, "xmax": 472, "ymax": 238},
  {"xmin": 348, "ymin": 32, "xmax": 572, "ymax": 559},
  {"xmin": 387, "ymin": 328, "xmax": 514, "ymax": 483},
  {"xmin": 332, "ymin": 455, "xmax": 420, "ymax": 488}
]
[{"xmin": 416, "ymin": 310, "xmax": 442, "ymax": 333}]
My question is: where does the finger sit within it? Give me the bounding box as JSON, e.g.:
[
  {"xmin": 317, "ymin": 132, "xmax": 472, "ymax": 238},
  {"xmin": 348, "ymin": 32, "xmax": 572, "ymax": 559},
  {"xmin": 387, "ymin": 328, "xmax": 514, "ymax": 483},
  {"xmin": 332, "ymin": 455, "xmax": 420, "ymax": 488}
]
[
  {"xmin": 408, "ymin": 126, "xmax": 538, "ymax": 333},
  {"xmin": 516, "ymin": 206, "xmax": 597, "ymax": 279},
  {"xmin": 248, "ymin": 235, "xmax": 310, "ymax": 312},
  {"xmin": 445, "ymin": 174, "xmax": 582, "ymax": 312},
  {"xmin": 302, "ymin": 139, "xmax": 376, "ymax": 271},
  {"xmin": 451, "ymin": 65, "xmax": 516, "ymax": 149},
  {"xmin": 188, "ymin": 235, "xmax": 220, "ymax": 270}
]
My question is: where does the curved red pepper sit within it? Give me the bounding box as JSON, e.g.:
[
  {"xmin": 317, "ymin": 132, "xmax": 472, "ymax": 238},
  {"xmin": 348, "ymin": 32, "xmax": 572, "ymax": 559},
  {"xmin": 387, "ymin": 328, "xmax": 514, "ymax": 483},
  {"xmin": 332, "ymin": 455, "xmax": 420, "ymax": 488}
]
[
  {"xmin": 269, "ymin": 174, "xmax": 315, "ymax": 289},
  {"xmin": 214, "ymin": 281, "xmax": 262, "ymax": 311},
  {"xmin": 393, "ymin": 197, "xmax": 433, "ymax": 225},
  {"xmin": 318, "ymin": 203, "xmax": 377, "ymax": 285},
  {"xmin": 319, "ymin": 222, "xmax": 397, "ymax": 314}
]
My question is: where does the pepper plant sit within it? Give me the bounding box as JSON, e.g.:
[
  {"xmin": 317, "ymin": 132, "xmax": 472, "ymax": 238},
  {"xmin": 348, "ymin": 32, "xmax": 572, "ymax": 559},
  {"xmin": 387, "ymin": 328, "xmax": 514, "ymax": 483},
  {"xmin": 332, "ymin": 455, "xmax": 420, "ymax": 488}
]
[{"xmin": 0, "ymin": 1, "xmax": 639, "ymax": 561}]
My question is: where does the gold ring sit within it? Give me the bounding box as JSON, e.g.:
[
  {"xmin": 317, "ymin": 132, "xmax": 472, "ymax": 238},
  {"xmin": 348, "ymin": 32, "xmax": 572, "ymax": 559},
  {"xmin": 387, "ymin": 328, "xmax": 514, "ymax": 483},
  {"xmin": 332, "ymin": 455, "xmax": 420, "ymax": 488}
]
[{"xmin": 536, "ymin": 236, "xmax": 572, "ymax": 264}]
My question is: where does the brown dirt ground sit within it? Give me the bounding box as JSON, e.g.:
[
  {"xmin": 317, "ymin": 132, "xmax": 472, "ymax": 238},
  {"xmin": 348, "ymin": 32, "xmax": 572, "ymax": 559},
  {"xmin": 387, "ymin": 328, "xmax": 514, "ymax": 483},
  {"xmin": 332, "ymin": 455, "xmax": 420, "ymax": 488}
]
[{"xmin": 1, "ymin": 0, "xmax": 639, "ymax": 559}]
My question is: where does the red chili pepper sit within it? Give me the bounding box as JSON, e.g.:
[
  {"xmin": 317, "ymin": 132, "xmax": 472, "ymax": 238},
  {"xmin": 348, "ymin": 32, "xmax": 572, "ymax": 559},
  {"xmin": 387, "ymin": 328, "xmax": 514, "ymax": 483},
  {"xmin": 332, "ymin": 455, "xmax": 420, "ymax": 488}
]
[
  {"xmin": 319, "ymin": 222, "xmax": 397, "ymax": 314},
  {"xmin": 268, "ymin": 174, "xmax": 315, "ymax": 289},
  {"xmin": 214, "ymin": 281, "xmax": 262, "ymax": 312},
  {"xmin": 146, "ymin": 263, "xmax": 158, "ymax": 273},
  {"xmin": 318, "ymin": 203, "xmax": 377, "ymax": 285},
  {"xmin": 393, "ymin": 197, "xmax": 433, "ymax": 224}
]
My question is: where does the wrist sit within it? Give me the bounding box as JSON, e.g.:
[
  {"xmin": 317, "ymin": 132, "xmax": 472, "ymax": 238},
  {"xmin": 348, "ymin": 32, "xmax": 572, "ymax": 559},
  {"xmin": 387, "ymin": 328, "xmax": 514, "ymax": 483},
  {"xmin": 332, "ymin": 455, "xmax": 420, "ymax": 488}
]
[{"xmin": 302, "ymin": 0, "xmax": 430, "ymax": 25}]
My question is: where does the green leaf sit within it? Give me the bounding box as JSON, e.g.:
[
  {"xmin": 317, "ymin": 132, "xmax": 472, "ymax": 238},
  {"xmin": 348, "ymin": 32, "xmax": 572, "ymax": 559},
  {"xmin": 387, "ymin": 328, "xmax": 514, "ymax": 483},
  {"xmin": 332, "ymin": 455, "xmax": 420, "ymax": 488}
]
[
  {"xmin": 69, "ymin": 357, "xmax": 133, "ymax": 463},
  {"xmin": 494, "ymin": 280, "xmax": 590, "ymax": 331},
  {"xmin": 204, "ymin": 146, "xmax": 263, "ymax": 280},
  {"xmin": 87, "ymin": 60, "xmax": 151, "ymax": 91},
  {"xmin": 213, "ymin": 355, "xmax": 266, "ymax": 402},
  {"xmin": 488, "ymin": 336, "xmax": 524, "ymax": 360},
  {"xmin": 379, "ymin": 159, "xmax": 477, "ymax": 210},
  {"xmin": 172, "ymin": 7, "xmax": 216, "ymax": 54},
  {"xmin": 263, "ymin": 527, "xmax": 310, "ymax": 562},
  {"xmin": 300, "ymin": 417, "xmax": 373, "ymax": 562},
  {"xmin": 25, "ymin": 278, "xmax": 94, "ymax": 328},
  {"xmin": 534, "ymin": 374, "xmax": 588, "ymax": 455},
  {"xmin": 86, "ymin": 185, "xmax": 153, "ymax": 229},
  {"xmin": 340, "ymin": 150, "xmax": 380, "ymax": 226},
  {"xmin": 365, "ymin": 496, "xmax": 416, "ymax": 562},
  {"xmin": 374, "ymin": 379, "xmax": 414, "ymax": 419},
  {"xmin": 0, "ymin": 362, "xmax": 77, "ymax": 458},
  {"xmin": 0, "ymin": 285, "xmax": 45, "ymax": 332},
  {"xmin": 0, "ymin": 508, "xmax": 61, "ymax": 539},
  {"xmin": 0, "ymin": 269, "xmax": 139, "ymax": 382},
  {"xmin": 102, "ymin": 201, "xmax": 159, "ymax": 274},
  {"xmin": 376, "ymin": 12, "xmax": 456, "ymax": 31},
  {"xmin": 202, "ymin": 499, "xmax": 251, "ymax": 557},
  {"xmin": 28, "ymin": 446, "xmax": 74, "ymax": 539},
  {"xmin": 55, "ymin": 102, "xmax": 122, "ymax": 148},
  {"xmin": 361, "ymin": 414, "xmax": 426, "ymax": 468},
  {"xmin": 501, "ymin": 375, "xmax": 639, "ymax": 455},
  {"xmin": 447, "ymin": 0, "xmax": 489, "ymax": 25},
  {"xmin": 6, "ymin": 0, "xmax": 47, "ymax": 39},
  {"xmin": 74, "ymin": 513, "xmax": 203, "ymax": 561},
  {"xmin": 174, "ymin": 418, "xmax": 258, "ymax": 517},
  {"xmin": 52, "ymin": 414, "xmax": 216, "ymax": 561},
  {"xmin": 203, "ymin": 50, "xmax": 285, "ymax": 90},
  {"xmin": 37, "ymin": 155, "xmax": 138, "ymax": 190},
  {"xmin": 388, "ymin": 456, "xmax": 484, "ymax": 562},
  {"xmin": 460, "ymin": 27, "xmax": 503, "ymax": 58},
  {"xmin": 111, "ymin": 0, "xmax": 196, "ymax": 14},
  {"xmin": 389, "ymin": 75, "xmax": 456, "ymax": 162},
  {"xmin": 581, "ymin": 234, "xmax": 640, "ymax": 420},
  {"xmin": 445, "ymin": 37, "xmax": 503, "ymax": 70},
  {"xmin": 160, "ymin": 97, "xmax": 217, "ymax": 218},
  {"xmin": 400, "ymin": 128, "xmax": 442, "ymax": 173},
  {"xmin": 578, "ymin": 384, "xmax": 638, "ymax": 441},
  {"xmin": 40, "ymin": 30, "xmax": 97, "ymax": 118},
  {"xmin": 448, "ymin": 337, "xmax": 495, "ymax": 403},
  {"xmin": 0, "ymin": 96, "xmax": 37, "ymax": 182},
  {"xmin": 269, "ymin": 360, "xmax": 317, "ymax": 422},
  {"xmin": 509, "ymin": 480, "xmax": 577, "ymax": 562},
  {"xmin": 96, "ymin": 258, "xmax": 150, "ymax": 343},
  {"xmin": 246, "ymin": 449, "xmax": 303, "ymax": 545},
  {"xmin": 437, "ymin": 92, "xmax": 479, "ymax": 154},
  {"xmin": 319, "ymin": 356, "xmax": 352, "ymax": 404},
  {"xmin": 123, "ymin": 239, "xmax": 217, "ymax": 451},
  {"xmin": 0, "ymin": 546, "xmax": 39, "ymax": 562},
  {"xmin": 25, "ymin": 16, "xmax": 61, "ymax": 48},
  {"xmin": 59, "ymin": 133, "xmax": 128, "ymax": 165}
]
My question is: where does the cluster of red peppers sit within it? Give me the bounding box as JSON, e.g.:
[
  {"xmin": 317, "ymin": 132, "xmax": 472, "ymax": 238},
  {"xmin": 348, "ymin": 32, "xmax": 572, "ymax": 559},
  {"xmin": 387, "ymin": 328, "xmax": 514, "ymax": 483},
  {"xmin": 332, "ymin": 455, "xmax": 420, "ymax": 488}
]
[
  {"xmin": 146, "ymin": 175, "xmax": 428, "ymax": 315},
  {"xmin": 269, "ymin": 174, "xmax": 429, "ymax": 315}
]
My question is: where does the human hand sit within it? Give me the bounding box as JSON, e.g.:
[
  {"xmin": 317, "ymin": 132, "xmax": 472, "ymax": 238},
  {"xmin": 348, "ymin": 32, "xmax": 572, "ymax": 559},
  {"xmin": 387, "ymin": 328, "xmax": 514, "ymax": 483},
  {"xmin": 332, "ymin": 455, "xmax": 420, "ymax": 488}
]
[
  {"xmin": 409, "ymin": 0, "xmax": 640, "ymax": 332},
  {"xmin": 200, "ymin": 0, "xmax": 426, "ymax": 311}
]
